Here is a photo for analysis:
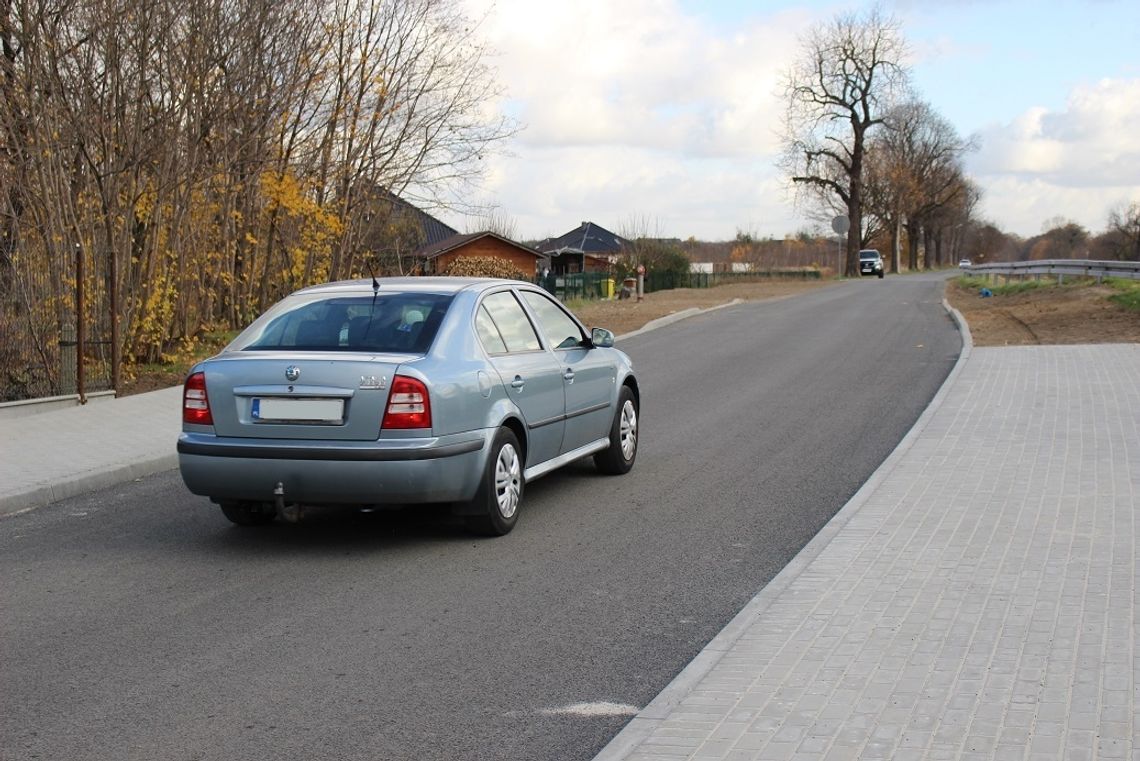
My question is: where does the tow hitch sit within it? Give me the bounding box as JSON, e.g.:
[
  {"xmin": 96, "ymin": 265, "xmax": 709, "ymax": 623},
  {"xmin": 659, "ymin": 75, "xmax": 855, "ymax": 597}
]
[{"xmin": 274, "ymin": 482, "xmax": 303, "ymax": 523}]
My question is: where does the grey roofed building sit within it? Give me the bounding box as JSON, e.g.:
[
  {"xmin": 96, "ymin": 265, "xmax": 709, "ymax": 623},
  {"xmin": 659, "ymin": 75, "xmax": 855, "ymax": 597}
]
[{"xmin": 537, "ymin": 221, "xmax": 628, "ymax": 274}]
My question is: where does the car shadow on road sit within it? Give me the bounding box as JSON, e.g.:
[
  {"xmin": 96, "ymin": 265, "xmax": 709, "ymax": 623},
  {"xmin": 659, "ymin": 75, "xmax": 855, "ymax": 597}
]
[
  {"xmin": 182, "ymin": 460, "xmax": 606, "ymax": 555},
  {"xmin": 186, "ymin": 459, "xmax": 613, "ymax": 556}
]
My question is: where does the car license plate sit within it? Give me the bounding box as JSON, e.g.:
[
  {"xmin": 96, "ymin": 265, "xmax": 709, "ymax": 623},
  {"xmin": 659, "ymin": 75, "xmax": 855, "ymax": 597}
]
[{"xmin": 251, "ymin": 397, "xmax": 344, "ymax": 423}]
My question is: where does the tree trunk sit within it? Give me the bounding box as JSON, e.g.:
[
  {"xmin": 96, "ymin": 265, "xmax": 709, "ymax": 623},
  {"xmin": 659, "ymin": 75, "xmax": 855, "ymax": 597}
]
[
  {"xmin": 845, "ymin": 125, "xmax": 865, "ymax": 277},
  {"xmin": 906, "ymin": 220, "xmax": 920, "ymax": 271},
  {"xmin": 889, "ymin": 216, "xmax": 901, "ymax": 274}
]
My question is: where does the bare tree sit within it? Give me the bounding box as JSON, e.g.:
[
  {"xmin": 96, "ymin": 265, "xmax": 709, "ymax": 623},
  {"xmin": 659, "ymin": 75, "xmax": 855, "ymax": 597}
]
[
  {"xmin": 963, "ymin": 222, "xmax": 1018, "ymax": 264},
  {"xmin": 864, "ymin": 99, "xmax": 975, "ymax": 271},
  {"xmin": 0, "ymin": 0, "xmax": 516, "ymax": 401},
  {"xmin": 1026, "ymin": 221, "xmax": 1090, "ymax": 261},
  {"xmin": 1103, "ymin": 202, "xmax": 1140, "ymax": 261},
  {"xmin": 924, "ymin": 177, "xmax": 980, "ymax": 268},
  {"xmin": 782, "ymin": 7, "xmax": 909, "ymax": 276},
  {"xmin": 472, "ymin": 209, "xmax": 518, "ymax": 240},
  {"xmin": 314, "ymin": 0, "xmax": 517, "ymax": 281}
]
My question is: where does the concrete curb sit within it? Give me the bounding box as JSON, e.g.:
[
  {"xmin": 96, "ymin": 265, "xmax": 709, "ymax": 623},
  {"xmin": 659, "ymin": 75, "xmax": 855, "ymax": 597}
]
[
  {"xmin": 0, "ymin": 454, "xmax": 180, "ymax": 518},
  {"xmin": 617, "ymin": 299, "xmax": 744, "ymax": 342},
  {"xmin": 593, "ymin": 297, "xmax": 974, "ymax": 760}
]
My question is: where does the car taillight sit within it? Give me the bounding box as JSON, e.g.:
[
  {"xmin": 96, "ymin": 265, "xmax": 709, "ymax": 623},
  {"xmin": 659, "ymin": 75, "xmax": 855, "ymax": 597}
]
[
  {"xmin": 183, "ymin": 371, "xmax": 213, "ymax": 425},
  {"xmin": 382, "ymin": 375, "xmax": 431, "ymax": 429}
]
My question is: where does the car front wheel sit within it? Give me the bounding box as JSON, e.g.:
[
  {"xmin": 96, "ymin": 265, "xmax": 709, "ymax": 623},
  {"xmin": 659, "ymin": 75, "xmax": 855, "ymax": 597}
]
[
  {"xmin": 594, "ymin": 386, "xmax": 638, "ymax": 475},
  {"xmin": 464, "ymin": 427, "xmax": 523, "ymax": 536}
]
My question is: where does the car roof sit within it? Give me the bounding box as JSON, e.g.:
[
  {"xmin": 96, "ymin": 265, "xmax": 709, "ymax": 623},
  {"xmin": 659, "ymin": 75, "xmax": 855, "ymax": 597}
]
[{"xmin": 292, "ymin": 277, "xmax": 534, "ymax": 297}]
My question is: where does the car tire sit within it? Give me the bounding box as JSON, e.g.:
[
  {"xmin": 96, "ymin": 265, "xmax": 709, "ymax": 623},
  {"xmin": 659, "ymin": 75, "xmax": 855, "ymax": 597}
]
[
  {"xmin": 594, "ymin": 386, "xmax": 638, "ymax": 475},
  {"xmin": 219, "ymin": 500, "xmax": 275, "ymax": 526},
  {"xmin": 877, "ymin": 271, "xmax": 884, "ymax": 279},
  {"xmin": 464, "ymin": 428, "xmax": 523, "ymax": 536}
]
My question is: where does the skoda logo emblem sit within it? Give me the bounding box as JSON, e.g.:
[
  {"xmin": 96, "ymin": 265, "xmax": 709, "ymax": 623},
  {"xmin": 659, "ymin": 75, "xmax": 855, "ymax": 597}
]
[{"xmin": 285, "ymin": 365, "xmax": 301, "ymax": 382}]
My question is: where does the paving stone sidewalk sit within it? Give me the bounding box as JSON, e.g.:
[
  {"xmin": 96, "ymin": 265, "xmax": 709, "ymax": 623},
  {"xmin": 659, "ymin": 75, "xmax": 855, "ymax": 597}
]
[
  {"xmin": 0, "ymin": 385, "xmax": 182, "ymax": 516},
  {"xmin": 596, "ymin": 344, "xmax": 1140, "ymax": 761}
]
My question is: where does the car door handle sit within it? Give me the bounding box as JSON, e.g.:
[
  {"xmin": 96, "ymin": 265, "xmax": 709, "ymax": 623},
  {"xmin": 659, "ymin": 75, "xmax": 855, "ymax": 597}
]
[
  {"xmin": 510, "ymin": 376, "xmax": 525, "ymax": 391},
  {"xmin": 563, "ymin": 369, "xmax": 575, "ymax": 383}
]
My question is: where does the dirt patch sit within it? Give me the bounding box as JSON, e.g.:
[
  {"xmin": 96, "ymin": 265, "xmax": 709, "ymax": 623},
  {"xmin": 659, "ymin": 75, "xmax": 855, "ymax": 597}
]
[
  {"xmin": 572, "ymin": 280, "xmax": 833, "ymax": 336},
  {"xmin": 944, "ymin": 279, "xmax": 1140, "ymax": 346}
]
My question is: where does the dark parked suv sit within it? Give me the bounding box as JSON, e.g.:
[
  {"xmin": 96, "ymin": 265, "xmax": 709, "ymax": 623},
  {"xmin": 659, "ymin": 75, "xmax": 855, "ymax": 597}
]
[{"xmin": 859, "ymin": 249, "xmax": 884, "ymax": 278}]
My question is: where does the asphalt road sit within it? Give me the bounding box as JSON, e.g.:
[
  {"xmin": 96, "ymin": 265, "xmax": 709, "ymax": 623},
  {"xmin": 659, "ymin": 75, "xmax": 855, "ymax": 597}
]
[{"xmin": 0, "ymin": 273, "xmax": 960, "ymax": 761}]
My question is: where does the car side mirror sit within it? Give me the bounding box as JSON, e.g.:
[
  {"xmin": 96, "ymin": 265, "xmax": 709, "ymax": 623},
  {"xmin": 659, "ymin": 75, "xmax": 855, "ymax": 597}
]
[{"xmin": 591, "ymin": 327, "xmax": 615, "ymax": 348}]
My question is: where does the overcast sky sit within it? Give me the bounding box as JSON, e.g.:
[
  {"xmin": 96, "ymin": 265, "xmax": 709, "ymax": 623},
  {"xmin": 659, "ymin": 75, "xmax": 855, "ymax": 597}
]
[{"xmin": 453, "ymin": 0, "xmax": 1140, "ymax": 242}]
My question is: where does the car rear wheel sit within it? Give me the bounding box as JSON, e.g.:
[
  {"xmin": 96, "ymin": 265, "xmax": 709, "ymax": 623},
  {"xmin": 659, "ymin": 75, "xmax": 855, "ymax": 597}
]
[
  {"xmin": 219, "ymin": 500, "xmax": 275, "ymax": 527},
  {"xmin": 594, "ymin": 386, "xmax": 638, "ymax": 475},
  {"xmin": 464, "ymin": 428, "xmax": 523, "ymax": 536}
]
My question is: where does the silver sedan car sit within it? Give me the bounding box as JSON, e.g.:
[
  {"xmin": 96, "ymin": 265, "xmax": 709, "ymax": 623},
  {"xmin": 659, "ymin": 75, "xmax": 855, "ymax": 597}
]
[{"xmin": 177, "ymin": 277, "xmax": 639, "ymax": 535}]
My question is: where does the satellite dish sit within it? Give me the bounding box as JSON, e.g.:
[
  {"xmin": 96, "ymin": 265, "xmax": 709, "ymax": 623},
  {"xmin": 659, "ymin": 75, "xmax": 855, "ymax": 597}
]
[{"xmin": 831, "ymin": 216, "xmax": 850, "ymax": 235}]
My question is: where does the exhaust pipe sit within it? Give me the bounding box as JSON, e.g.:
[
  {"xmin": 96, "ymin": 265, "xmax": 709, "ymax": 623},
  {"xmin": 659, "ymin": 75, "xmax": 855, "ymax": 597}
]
[{"xmin": 274, "ymin": 482, "xmax": 303, "ymax": 523}]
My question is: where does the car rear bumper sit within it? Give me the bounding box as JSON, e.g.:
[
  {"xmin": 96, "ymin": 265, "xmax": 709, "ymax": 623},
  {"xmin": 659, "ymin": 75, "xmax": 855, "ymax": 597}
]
[{"xmin": 177, "ymin": 431, "xmax": 488, "ymax": 505}]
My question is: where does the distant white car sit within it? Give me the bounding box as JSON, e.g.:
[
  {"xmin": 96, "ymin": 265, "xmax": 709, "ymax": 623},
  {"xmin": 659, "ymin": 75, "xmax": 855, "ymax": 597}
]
[{"xmin": 958, "ymin": 259, "xmax": 972, "ymax": 269}]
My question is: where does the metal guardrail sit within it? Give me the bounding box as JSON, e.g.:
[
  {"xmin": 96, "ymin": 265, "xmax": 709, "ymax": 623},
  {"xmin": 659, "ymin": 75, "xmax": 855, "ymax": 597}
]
[{"xmin": 967, "ymin": 259, "xmax": 1140, "ymax": 281}]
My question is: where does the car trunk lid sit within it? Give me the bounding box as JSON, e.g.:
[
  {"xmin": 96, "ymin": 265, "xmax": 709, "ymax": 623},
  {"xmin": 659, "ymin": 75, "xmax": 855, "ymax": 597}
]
[{"xmin": 201, "ymin": 353, "xmax": 409, "ymax": 441}]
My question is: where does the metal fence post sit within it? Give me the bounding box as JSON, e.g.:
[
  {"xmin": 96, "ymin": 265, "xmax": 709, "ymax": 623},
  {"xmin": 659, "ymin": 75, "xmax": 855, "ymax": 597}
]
[
  {"xmin": 60, "ymin": 323, "xmax": 77, "ymax": 395},
  {"xmin": 109, "ymin": 246, "xmax": 120, "ymax": 394},
  {"xmin": 75, "ymin": 243, "xmax": 86, "ymax": 404}
]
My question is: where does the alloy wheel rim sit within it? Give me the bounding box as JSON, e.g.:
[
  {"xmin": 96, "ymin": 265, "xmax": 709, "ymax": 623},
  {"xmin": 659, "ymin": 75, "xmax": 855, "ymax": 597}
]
[
  {"xmin": 619, "ymin": 401, "xmax": 637, "ymax": 460},
  {"xmin": 495, "ymin": 443, "xmax": 521, "ymax": 519}
]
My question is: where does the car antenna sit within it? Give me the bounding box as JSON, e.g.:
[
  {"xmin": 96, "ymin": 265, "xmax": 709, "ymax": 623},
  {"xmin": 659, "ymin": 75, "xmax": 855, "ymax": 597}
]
[{"xmin": 365, "ymin": 265, "xmax": 380, "ymax": 338}]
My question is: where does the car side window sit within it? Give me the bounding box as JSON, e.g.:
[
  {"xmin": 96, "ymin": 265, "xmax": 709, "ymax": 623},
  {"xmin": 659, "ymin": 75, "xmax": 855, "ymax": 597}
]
[
  {"xmin": 480, "ymin": 291, "xmax": 542, "ymax": 353},
  {"xmin": 520, "ymin": 291, "xmax": 585, "ymax": 350},
  {"xmin": 474, "ymin": 305, "xmax": 508, "ymax": 354}
]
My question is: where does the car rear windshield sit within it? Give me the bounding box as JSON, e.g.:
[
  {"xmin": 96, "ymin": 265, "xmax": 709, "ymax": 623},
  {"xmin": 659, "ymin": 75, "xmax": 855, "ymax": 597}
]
[{"xmin": 230, "ymin": 293, "xmax": 454, "ymax": 354}]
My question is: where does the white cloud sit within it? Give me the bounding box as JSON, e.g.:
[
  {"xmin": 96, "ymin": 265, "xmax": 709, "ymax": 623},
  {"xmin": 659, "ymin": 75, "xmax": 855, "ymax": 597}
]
[
  {"xmin": 459, "ymin": 0, "xmax": 813, "ymax": 239},
  {"xmin": 971, "ymin": 78, "xmax": 1140, "ymax": 233},
  {"xmin": 456, "ymin": 144, "xmax": 800, "ymax": 241},
  {"xmin": 461, "ymin": 2, "xmax": 1140, "ymax": 240},
  {"xmin": 475, "ymin": 0, "xmax": 804, "ymax": 157}
]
